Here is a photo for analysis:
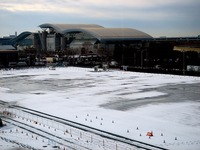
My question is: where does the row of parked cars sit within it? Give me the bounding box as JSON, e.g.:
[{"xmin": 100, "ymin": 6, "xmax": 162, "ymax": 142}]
[
  {"xmin": 0, "ymin": 62, "xmax": 26, "ymax": 69},
  {"xmin": 8, "ymin": 61, "xmax": 28, "ymax": 68},
  {"xmin": 0, "ymin": 60, "xmax": 119, "ymax": 69}
]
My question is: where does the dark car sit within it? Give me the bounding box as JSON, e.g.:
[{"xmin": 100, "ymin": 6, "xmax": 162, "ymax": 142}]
[
  {"xmin": 17, "ymin": 61, "xmax": 28, "ymax": 67},
  {"xmin": 8, "ymin": 62, "xmax": 17, "ymax": 68}
]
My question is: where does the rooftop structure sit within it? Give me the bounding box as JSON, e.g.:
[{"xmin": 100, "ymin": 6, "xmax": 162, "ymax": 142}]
[{"xmin": 39, "ymin": 23, "xmax": 153, "ymax": 42}]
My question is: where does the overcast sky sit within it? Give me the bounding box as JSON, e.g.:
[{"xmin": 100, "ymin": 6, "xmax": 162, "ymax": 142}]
[{"xmin": 0, "ymin": 0, "xmax": 200, "ymax": 38}]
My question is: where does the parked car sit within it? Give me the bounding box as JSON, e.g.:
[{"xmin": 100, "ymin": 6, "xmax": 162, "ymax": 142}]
[
  {"xmin": 35, "ymin": 61, "xmax": 45, "ymax": 66},
  {"xmin": 17, "ymin": 61, "xmax": 27, "ymax": 67},
  {"xmin": 109, "ymin": 61, "xmax": 118, "ymax": 68},
  {"xmin": 8, "ymin": 62, "xmax": 17, "ymax": 68},
  {"xmin": 0, "ymin": 64, "xmax": 5, "ymax": 69}
]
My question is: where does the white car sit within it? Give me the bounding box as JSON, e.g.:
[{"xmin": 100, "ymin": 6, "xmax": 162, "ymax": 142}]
[{"xmin": 109, "ymin": 61, "xmax": 118, "ymax": 67}]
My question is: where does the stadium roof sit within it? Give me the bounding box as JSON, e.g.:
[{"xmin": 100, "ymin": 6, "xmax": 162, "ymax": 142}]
[
  {"xmin": 11, "ymin": 31, "xmax": 32, "ymax": 44},
  {"xmin": 39, "ymin": 23, "xmax": 152, "ymax": 42},
  {"xmin": 39, "ymin": 24, "xmax": 104, "ymax": 33}
]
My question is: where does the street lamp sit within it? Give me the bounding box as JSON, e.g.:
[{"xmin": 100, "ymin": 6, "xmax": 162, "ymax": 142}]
[
  {"xmin": 182, "ymin": 50, "xmax": 185, "ymax": 75},
  {"xmin": 141, "ymin": 50, "xmax": 144, "ymax": 69}
]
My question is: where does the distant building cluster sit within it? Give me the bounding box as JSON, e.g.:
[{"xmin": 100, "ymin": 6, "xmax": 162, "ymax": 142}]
[{"xmin": 0, "ymin": 23, "xmax": 200, "ymax": 75}]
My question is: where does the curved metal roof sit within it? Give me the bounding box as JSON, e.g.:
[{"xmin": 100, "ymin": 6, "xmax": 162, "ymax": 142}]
[
  {"xmin": 39, "ymin": 23, "xmax": 152, "ymax": 41},
  {"xmin": 77, "ymin": 28, "xmax": 152, "ymax": 41},
  {"xmin": 11, "ymin": 31, "xmax": 32, "ymax": 43},
  {"xmin": 39, "ymin": 23, "xmax": 104, "ymax": 33}
]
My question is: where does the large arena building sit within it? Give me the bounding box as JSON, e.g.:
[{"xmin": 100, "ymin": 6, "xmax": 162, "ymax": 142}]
[
  {"xmin": 0, "ymin": 23, "xmax": 200, "ymax": 75},
  {"xmin": 38, "ymin": 23, "xmax": 152, "ymax": 52}
]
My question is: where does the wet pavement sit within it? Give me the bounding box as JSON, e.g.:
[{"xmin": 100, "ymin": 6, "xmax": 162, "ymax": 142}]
[
  {"xmin": 0, "ymin": 74, "xmax": 200, "ymax": 111},
  {"xmin": 100, "ymin": 83, "xmax": 200, "ymax": 110}
]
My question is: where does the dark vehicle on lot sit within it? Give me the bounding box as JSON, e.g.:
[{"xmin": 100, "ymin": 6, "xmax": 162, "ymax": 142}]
[
  {"xmin": 0, "ymin": 64, "xmax": 5, "ymax": 69},
  {"xmin": 35, "ymin": 61, "xmax": 45, "ymax": 66},
  {"xmin": 8, "ymin": 62, "xmax": 17, "ymax": 68},
  {"xmin": 17, "ymin": 61, "xmax": 28, "ymax": 67}
]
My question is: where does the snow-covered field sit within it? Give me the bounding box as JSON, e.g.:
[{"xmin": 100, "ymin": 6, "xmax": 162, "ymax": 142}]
[{"xmin": 0, "ymin": 67, "xmax": 200, "ymax": 150}]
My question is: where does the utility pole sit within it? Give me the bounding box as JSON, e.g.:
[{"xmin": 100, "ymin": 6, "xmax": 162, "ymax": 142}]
[
  {"xmin": 141, "ymin": 50, "xmax": 144, "ymax": 69},
  {"xmin": 183, "ymin": 50, "xmax": 185, "ymax": 75}
]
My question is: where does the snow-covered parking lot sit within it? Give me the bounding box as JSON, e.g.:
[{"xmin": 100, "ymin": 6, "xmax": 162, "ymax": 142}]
[{"xmin": 0, "ymin": 67, "xmax": 200, "ymax": 150}]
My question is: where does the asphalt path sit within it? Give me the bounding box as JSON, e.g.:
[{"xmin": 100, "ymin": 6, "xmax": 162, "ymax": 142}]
[
  {"xmin": 101, "ymin": 83, "xmax": 200, "ymax": 110},
  {"xmin": 0, "ymin": 74, "xmax": 200, "ymax": 111}
]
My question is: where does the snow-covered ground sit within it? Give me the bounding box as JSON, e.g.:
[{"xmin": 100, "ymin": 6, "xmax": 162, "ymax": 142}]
[{"xmin": 0, "ymin": 67, "xmax": 200, "ymax": 150}]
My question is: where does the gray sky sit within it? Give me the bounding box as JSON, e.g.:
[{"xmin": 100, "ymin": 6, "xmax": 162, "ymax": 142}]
[{"xmin": 0, "ymin": 0, "xmax": 200, "ymax": 38}]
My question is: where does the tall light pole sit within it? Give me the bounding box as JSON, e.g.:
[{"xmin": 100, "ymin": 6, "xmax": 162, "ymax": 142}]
[
  {"xmin": 182, "ymin": 50, "xmax": 185, "ymax": 75},
  {"xmin": 141, "ymin": 50, "xmax": 144, "ymax": 69}
]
